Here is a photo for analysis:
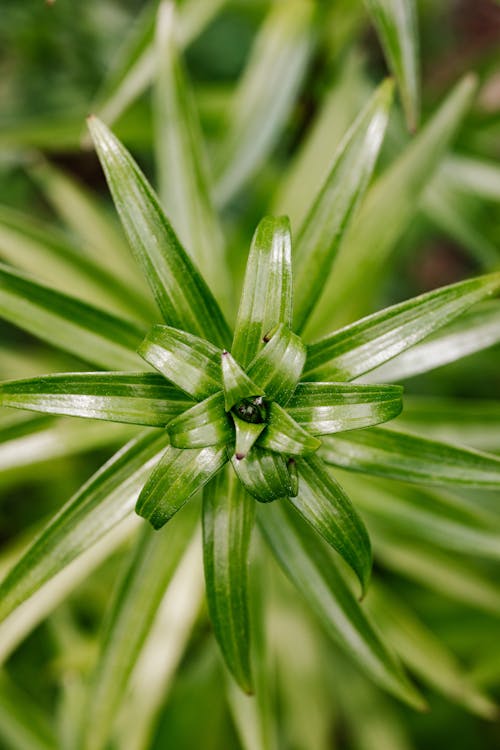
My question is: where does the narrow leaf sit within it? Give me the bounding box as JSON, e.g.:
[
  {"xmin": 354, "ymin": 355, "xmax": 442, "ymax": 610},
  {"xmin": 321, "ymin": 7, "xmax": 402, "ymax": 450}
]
[
  {"xmin": 87, "ymin": 116, "xmax": 231, "ymax": 348},
  {"xmin": 0, "ymin": 430, "xmax": 169, "ymax": 624},
  {"xmin": 320, "ymin": 427, "xmax": 500, "ymax": 488},
  {"xmin": 0, "ymin": 372, "xmax": 193, "ymax": 427},
  {"xmin": 138, "ymin": 324, "xmax": 222, "ymax": 400},
  {"xmin": 293, "ymin": 79, "xmax": 394, "ymax": 331},
  {"xmin": 258, "ymin": 403, "xmax": 321, "ymax": 456},
  {"xmin": 233, "ymin": 416, "xmax": 265, "ymax": 461},
  {"xmin": 232, "ymin": 216, "xmax": 293, "ymax": 368},
  {"xmin": 221, "ymin": 351, "xmax": 264, "ymax": 411},
  {"xmin": 290, "ymin": 455, "xmax": 372, "ymax": 594},
  {"xmin": 288, "ymin": 382, "xmax": 403, "ymax": 434},
  {"xmin": 0, "ymin": 263, "xmax": 145, "ymax": 371},
  {"xmin": 258, "ymin": 502, "xmax": 425, "ymax": 710},
  {"xmin": 231, "ymin": 448, "xmax": 295, "ymax": 503},
  {"xmin": 167, "ymin": 392, "xmax": 233, "ymax": 448},
  {"xmin": 136, "ymin": 444, "xmax": 227, "ymax": 529},
  {"xmin": 0, "ymin": 673, "xmax": 57, "ymax": 750},
  {"xmin": 203, "ymin": 465, "xmax": 255, "ymax": 692},
  {"xmin": 304, "ymin": 272, "xmax": 500, "ymax": 381},
  {"xmin": 365, "ymin": 0, "xmax": 420, "ymax": 131},
  {"xmin": 246, "ymin": 324, "xmax": 306, "ymax": 406}
]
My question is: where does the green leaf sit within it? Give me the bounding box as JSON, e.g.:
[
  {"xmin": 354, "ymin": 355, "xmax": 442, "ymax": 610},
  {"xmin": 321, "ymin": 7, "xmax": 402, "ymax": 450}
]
[
  {"xmin": 320, "ymin": 427, "xmax": 500, "ymax": 489},
  {"xmin": 154, "ymin": 1, "xmax": 230, "ymax": 311},
  {"xmin": 0, "ymin": 263, "xmax": 145, "ymax": 371},
  {"xmin": 304, "ymin": 272, "xmax": 500, "ymax": 381},
  {"xmin": 138, "ymin": 325, "xmax": 222, "ymax": 400},
  {"xmin": 82, "ymin": 504, "xmax": 198, "ymax": 750},
  {"xmin": 0, "ymin": 673, "xmax": 57, "ymax": 750},
  {"xmin": 213, "ymin": 0, "xmax": 314, "ymax": 206},
  {"xmin": 232, "ymin": 216, "xmax": 293, "ymax": 369},
  {"xmin": 0, "ymin": 430, "xmax": 170, "ymax": 625},
  {"xmin": 440, "ymin": 154, "xmax": 500, "ymax": 203},
  {"xmin": 258, "ymin": 501, "xmax": 425, "ymax": 710},
  {"xmin": 232, "ymin": 416, "xmax": 266, "ymax": 461},
  {"xmin": 287, "ymin": 382, "xmax": 403, "ymax": 434},
  {"xmin": 136, "ymin": 444, "xmax": 227, "ymax": 529},
  {"xmin": 167, "ymin": 392, "xmax": 233, "ymax": 448},
  {"xmin": 0, "ymin": 372, "xmax": 193, "ymax": 427},
  {"xmin": 364, "ymin": 300, "xmax": 500, "ymax": 382},
  {"xmin": 247, "ymin": 324, "xmax": 306, "ymax": 406},
  {"xmin": 87, "ymin": 116, "xmax": 231, "ymax": 348},
  {"xmin": 293, "ymin": 79, "xmax": 394, "ymax": 332},
  {"xmin": 231, "ymin": 448, "xmax": 295, "ymax": 503},
  {"xmin": 290, "ymin": 455, "xmax": 372, "ymax": 594},
  {"xmin": 258, "ymin": 403, "xmax": 321, "ymax": 456},
  {"xmin": 203, "ymin": 466, "xmax": 255, "ymax": 692},
  {"xmin": 366, "ymin": 584, "xmax": 497, "ymax": 719},
  {"xmin": 365, "ymin": 0, "xmax": 420, "ymax": 131},
  {"xmin": 308, "ymin": 74, "xmax": 477, "ymax": 332},
  {"xmin": 221, "ymin": 351, "xmax": 264, "ymax": 411}
]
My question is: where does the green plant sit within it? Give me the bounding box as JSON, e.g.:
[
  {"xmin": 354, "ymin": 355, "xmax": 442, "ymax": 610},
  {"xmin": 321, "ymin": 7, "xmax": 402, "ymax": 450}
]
[{"xmin": 1, "ymin": 1, "xmax": 500, "ymax": 749}]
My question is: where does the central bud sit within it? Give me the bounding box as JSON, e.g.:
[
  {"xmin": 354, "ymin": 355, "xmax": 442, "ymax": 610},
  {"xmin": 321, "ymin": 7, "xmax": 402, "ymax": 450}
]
[{"xmin": 232, "ymin": 397, "xmax": 269, "ymax": 425}]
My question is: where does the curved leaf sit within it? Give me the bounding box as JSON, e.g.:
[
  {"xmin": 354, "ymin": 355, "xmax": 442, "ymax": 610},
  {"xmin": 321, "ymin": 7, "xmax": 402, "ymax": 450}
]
[
  {"xmin": 203, "ymin": 466, "xmax": 255, "ymax": 692},
  {"xmin": 87, "ymin": 116, "xmax": 231, "ymax": 348},
  {"xmin": 167, "ymin": 392, "xmax": 233, "ymax": 448},
  {"xmin": 258, "ymin": 403, "xmax": 321, "ymax": 456},
  {"xmin": 231, "ymin": 448, "xmax": 295, "ymax": 503},
  {"xmin": 247, "ymin": 324, "xmax": 306, "ymax": 406},
  {"xmin": 221, "ymin": 351, "xmax": 264, "ymax": 411}
]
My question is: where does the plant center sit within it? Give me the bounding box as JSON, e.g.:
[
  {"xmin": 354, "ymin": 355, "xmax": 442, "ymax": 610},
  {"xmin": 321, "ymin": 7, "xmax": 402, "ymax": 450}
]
[{"xmin": 232, "ymin": 396, "xmax": 269, "ymax": 424}]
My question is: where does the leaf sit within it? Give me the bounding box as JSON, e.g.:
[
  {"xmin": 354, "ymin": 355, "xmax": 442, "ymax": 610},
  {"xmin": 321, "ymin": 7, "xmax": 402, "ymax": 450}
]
[
  {"xmin": 246, "ymin": 324, "xmax": 306, "ymax": 406},
  {"xmin": 0, "ymin": 672, "xmax": 57, "ymax": 750},
  {"xmin": 287, "ymin": 382, "xmax": 403, "ymax": 434},
  {"xmin": 87, "ymin": 116, "xmax": 231, "ymax": 348},
  {"xmin": 232, "ymin": 417, "xmax": 266, "ymax": 462},
  {"xmin": 308, "ymin": 74, "xmax": 477, "ymax": 332},
  {"xmin": 154, "ymin": 1, "xmax": 230, "ymax": 311},
  {"xmin": 0, "ymin": 430, "xmax": 169, "ymax": 625},
  {"xmin": 320, "ymin": 427, "xmax": 500, "ymax": 489},
  {"xmin": 213, "ymin": 0, "xmax": 314, "ymax": 206},
  {"xmin": 0, "ymin": 263, "xmax": 145, "ymax": 371},
  {"xmin": 363, "ymin": 300, "xmax": 500, "ymax": 382},
  {"xmin": 303, "ymin": 272, "xmax": 500, "ymax": 381},
  {"xmin": 232, "ymin": 216, "xmax": 293, "ymax": 368},
  {"xmin": 138, "ymin": 325, "xmax": 222, "ymax": 400},
  {"xmin": 167, "ymin": 392, "xmax": 233, "ymax": 448},
  {"xmin": 257, "ymin": 501, "xmax": 425, "ymax": 710},
  {"xmin": 258, "ymin": 403, "xmax": 321, "ymax": 456},
  {"xmin": 293, "ymin": 79, "xmax": 394, "ymax": 332},
  {"xmin": 366, "ymin": 584, "xmax": 497, "ymax": 719},
  {"xmin": 203, "ymin": 465, "xmax": 255, "ymax": 692},
  {"xmin": 440, "ymin": 154, "xmax": 500, "ymax": 203},
  {"xmin": 290, "ymin": 455, "xmax": 372, "ymax": 594},
  {"xmin": 221, "ymin": 351, "xmax": 264, "ymax": 411},
  {"xmin": 0, "ymin": 372, "xmax": 193, "ymax": 427},
  {"xmin": 82, "ymin": 503, "xmax": 198, "ymax": 750},
  {"xmin": 365, "ymin": 0, "xmax": 420, "ymax": 131},
  {"xmin": 136, "ymin": 444, "xmax": 227, "ymax": 529},
  {"xmin": 231, "ymin": 448, "xmax": 295, "ymax": 503}
]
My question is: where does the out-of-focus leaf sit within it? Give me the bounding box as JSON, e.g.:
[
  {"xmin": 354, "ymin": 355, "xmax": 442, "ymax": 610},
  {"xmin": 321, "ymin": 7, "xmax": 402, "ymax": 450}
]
[
  {"xmin": 88, "ymin": 117, "xmax": 231, "ymax": 348},
  {"xmin": 82, "ymin": 503, "xmax": 198, "ymax": 750},
  {"xmin": 203, "ymin": 466, "xmax": 255, "ymax": 692},
  {"xmin": 0, "ymin": 672, "xmax": 56, "ymax": 750},
  {"xmin": 0, "ymin": 263, "xmax": 146, "ymax": 371},
  {"xmin": 366, "ymin": 584, "xmax": 497, "ymax": 718},
  {"xmin": 231, "ymin": 448, "xmax": 294, "ymax": 503},
  {"xmin": 0, "ymin": 373, "xmax": 193, "ymax": 427},
  {"xmin": 167, "ymin": 393, "xmax": 232, "ymax": 448},
  {"xmin": 293, "ymin": 79, "xmax": 393, "ymax": 331},
  {"xmin": 290, "ymin": 455, "xmax": 372, "ymax": 594},
  {"xmin": 154, "ymin": 2, "xmax": 229, "ymax": 311},
  {"xmin": 308, "ymin": 74, "xmax": 477, "ymax": 332},
  {"xmin": 440, "ymin": 154, "xmax": 500, "ymax": 203},
  {"xmin": 287, "ymin": 382, "xmax": 403, "ymax": 434},
  {"xmin": 364, "ymin": 0, "xmax": 420, "ymax": 131},
  {"xmin": 364, "ymin": 301, "xmax": 500, "ymax": 382},
  {"xmin": 136, "ymin": 444, "xmax": 227, "ymax": 529},
  {"xmin": 258, "ymin": 403, "xmax": 321, "ymax": 456},
  {"xmin": 232, "ymin": 217, "xmax": 293, "ymax": 369},
  {"xmin": 246, "ymin": 325, "xmax": 306, "ymax": 406},
  {"xmin": 258, "ymin": 501, "xmax": 425, "ymax": 709},
  {"xmin": 304, "ymin": 273, "xmax": 500, "ymax": 381},
  {"xmin": 320, "ymin": 427, "xmax": 500, "ymax": 488},
  {"xmin": 0, "ymin": 430, "xmax": 168, "ymax": 626},
  {"xmin": 213, "ymin": 0, "xmax": 314, "ymax": 206},
  {"xmin": 138, "ymin": 325, "xmax": 222, "ymax": 400}
]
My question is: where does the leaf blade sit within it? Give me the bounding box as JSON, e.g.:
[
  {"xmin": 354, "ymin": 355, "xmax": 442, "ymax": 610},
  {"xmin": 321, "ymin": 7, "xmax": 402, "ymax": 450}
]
[
  {"xmin": 246, "ymin": 324, "xmax": 306, "ymax": 406},
  {"xmin": 167, "ymin": 392, "xmax": 233, "ymax": 448}
]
